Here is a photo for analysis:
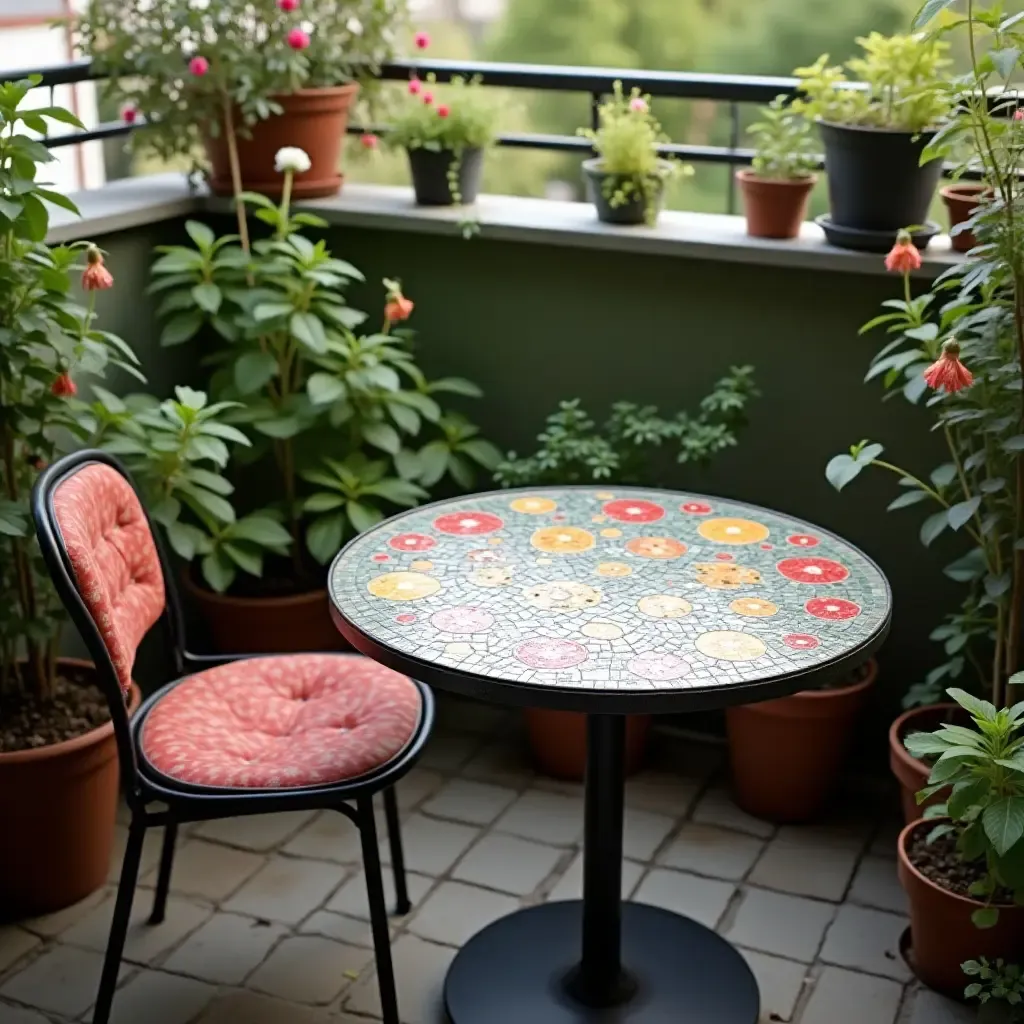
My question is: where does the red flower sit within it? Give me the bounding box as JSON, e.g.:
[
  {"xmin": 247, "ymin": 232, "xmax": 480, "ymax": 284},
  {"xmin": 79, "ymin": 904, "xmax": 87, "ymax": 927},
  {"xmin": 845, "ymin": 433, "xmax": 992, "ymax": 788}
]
[
  {"xmin": 360, "ymin": 133, "xmax": 379, "ymax": 150},
  {"xmin": 408, "ymin": 78, "xmax": 422, "ymax": 95},
  {"xmin": 51, "ymin": 373, "xmax": 77, "ymax": 398},
  {"xmin": 414, "ymin": 31, "xmax": 430, "ymax": 49},
  {"xmin": 437, "ymin": 104, "xmax": 451, "ymax": 118},
  {"xmin": 121, "ymin": 105, "xmax": 138, "ymax": 125},
  {"xmin": 277, "ymin": 0, "xmax": 299, "ymax": 9},
  {"xmin": 385, "ymin": 295, "xmax": 415, "ymax": 322},
  {"xmin": 188, "ymin": 56, "xmax": 209, "ymax": 76},
  {"xmin": 287, "ymin": 28, "xmax": 310, "ymax": 49},
  {"xmin": 82, "ymin": 246, "xmax": 114, "ymax": 291},
  {"xmin": 884, "ymin": 229, "xmax": 922, "ymax": 274},
  {"xmin": 422, "ymin": 91, "xmax": 434, "ymax": 105},
  {"xmin": 923, "ymin": 339, "xmax": 974, "ymax": 393}
]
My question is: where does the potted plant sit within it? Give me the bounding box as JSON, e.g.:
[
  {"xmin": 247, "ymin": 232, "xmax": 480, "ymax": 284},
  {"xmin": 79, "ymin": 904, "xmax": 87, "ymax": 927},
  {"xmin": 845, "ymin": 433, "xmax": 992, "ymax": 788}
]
[
  {"xmin": 941, "ymin": 182, "xmax": 990, "ymax": 254},
  {"xmin": 149, "ymin": 150, "xmax": 499, "ymax": 652},
  {"xmin": 725, "ymin": 659, "xmax": 877, "ymax": 822},
  {"xmin": 792, "ymin": 32, "xmax": 952, "ymax": 251},
  {"xmin": 737, "ymin": 95, "xmax": 818, "ymax": 240},
  {"xmin": 900, "ymin": 689, "xmax": 1024, "ymax": 996},
  {"xmin": 382, "ymin": 50, "xmax": 499, "ymax": 207},
  {"xmin": 0, "ymin": 78, "xmax": 145, "ymax": 915},
  {"xmin": 77, "ymin": 0, "xmax": 402, "ymax": 199},
  {"xmin": 578, "ymin": 82, "xmax": 690, "ymax": 227},
  {"xmin": 964, "ymin": 959, "xmax": 1024, "ymax": 1022},
  {"xmin": 495, "ymin": 369, "xmax": 758, "ymax": 779}
]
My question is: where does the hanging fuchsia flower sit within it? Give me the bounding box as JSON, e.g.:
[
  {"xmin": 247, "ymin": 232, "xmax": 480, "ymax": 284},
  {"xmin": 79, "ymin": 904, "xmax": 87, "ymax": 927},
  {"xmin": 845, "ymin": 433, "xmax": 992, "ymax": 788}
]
[
  {"xmin": 82, "ymin": 246, "xmax": 114, "ymax": 291},
  {"xmin": 414, "ymin": 31, "xmax": 430, "ymax": 49},
  {"xmin": 408, "ymin": 78, "xmax": 422, "ymax": 95},
  {"xmin": 277, "ymin": 0, "xmax": 299, "ymax": 9},
  {"xmin": 189, "ymin": 56, "xmax": 209, "ymax": 76},
  {"xmin": 923, "ymin": 339, "xmax": 974, "ymax": 393},
  {"xmin": 121, "ymin": 105, "xmax": 138, "ymax": 125},
  {"xmin": 361, "ymin": 133, "xmax": 379, "ymax": 149},
  {"xmin": 287, "ymin": 27, "xmax": 310, "ymax": 49},
  {"xmin": 422, "ymin": 91, "xmax": 434, "ymax": 106},
  {"xmin": 51, "ymin": 373, "xmax": 77, "ymax": 398},
  {"xmin": 437, "ymin": 104, "xmax": 451, "ymax": 118},
  {"xmin": 885, "ymin": 229, "xmax": 921, "ymax": 274}
]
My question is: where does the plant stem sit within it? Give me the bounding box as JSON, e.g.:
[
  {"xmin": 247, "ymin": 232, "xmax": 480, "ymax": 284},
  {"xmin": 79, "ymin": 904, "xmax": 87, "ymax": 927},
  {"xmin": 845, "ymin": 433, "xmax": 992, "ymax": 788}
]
[{"xmin": 220, "ymin": 91, "xmax": 251, "ymax": 258}]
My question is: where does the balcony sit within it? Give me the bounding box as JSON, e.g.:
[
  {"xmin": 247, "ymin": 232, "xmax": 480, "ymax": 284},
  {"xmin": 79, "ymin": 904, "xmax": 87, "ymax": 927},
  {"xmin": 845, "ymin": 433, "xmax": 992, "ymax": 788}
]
[{"xmin": 0, "ymin": 53, "xmax": 975, "ymax": 1024}]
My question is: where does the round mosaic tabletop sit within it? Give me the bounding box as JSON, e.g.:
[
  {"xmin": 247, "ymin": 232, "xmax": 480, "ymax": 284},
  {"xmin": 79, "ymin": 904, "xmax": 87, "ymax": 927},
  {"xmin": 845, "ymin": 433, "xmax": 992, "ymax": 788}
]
[{"xmin": 328, "ymin": 487, "xmax": 891, "ymax": 713}]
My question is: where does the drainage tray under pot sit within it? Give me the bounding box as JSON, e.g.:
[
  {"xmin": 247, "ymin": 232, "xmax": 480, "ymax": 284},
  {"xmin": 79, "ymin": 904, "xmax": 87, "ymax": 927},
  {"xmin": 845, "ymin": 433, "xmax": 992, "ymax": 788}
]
[{"xmin": 815, "ymin": 215, "xmax": 941, "ymax": 254}]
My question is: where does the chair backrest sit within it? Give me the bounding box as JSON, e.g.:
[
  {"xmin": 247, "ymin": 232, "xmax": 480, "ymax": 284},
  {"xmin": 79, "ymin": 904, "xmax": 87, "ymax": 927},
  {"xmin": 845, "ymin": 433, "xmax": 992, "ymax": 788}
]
[{"xmin": 32, "ymin": 450, "xmax": 184, "ymax": 793}]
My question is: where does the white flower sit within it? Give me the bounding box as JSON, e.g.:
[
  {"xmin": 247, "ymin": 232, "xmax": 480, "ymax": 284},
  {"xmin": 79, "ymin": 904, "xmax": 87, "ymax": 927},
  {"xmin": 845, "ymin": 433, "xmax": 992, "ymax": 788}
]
[
  {"xmin": 275, "ymin": 147, "xmax": 312, "ymax": 174},
  {"xmin": 347, "ymin": 15, "xmax": 363, "ymax": 34}
]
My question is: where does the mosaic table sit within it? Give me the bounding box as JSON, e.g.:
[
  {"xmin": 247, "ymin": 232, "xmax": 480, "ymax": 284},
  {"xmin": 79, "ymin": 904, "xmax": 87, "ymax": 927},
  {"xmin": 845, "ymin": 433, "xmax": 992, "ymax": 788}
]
[{"xmin": 328, "ymin": 487, "xmax": 891, "ymax": 1024}]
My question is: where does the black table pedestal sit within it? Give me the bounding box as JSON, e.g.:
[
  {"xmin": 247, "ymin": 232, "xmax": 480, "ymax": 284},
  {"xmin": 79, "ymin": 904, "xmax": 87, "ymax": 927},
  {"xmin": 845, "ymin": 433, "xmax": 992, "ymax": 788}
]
[{"xmin": 443, "ymin": 715, "xmax": 759, "ymax": 1024}]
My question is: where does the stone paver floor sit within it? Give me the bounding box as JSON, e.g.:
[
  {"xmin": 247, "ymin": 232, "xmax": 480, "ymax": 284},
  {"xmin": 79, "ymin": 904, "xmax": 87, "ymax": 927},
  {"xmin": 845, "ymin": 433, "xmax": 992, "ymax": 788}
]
[{"xmin": 0, "ymin": 697, "xmax": 973, "ymax": 1024}]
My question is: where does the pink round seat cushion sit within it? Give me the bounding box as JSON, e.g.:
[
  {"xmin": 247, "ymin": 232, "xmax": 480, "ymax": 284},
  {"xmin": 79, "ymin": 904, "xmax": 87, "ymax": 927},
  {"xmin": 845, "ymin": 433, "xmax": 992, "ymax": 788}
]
[{"xmin": 140, "ymin": 654, "xmax": 422, "ymax": 789}]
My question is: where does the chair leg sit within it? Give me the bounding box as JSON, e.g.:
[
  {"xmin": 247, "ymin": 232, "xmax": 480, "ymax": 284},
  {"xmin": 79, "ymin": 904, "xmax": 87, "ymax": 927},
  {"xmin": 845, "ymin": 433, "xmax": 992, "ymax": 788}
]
[
  {"xmin": 382, "ymin": 786, "xmax": 411, "ymax": 915},
  {"xmin": 93, "ymin": 817, "xmax": 145, "ymax": 1024},
  {"xmin": 149, "ymin": 821, "xmax": 178, "ymax": 925},
  {"xmin": 358, "ymin": 795, "xmax": 400, "ymax": 1024}
]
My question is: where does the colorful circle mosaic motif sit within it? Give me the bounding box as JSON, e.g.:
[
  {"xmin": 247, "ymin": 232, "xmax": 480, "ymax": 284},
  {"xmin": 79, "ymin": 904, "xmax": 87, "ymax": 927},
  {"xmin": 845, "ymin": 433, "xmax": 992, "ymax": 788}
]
[{"xmin": 330, "ymin": 488, "xmax": 890, "ymax": 696}]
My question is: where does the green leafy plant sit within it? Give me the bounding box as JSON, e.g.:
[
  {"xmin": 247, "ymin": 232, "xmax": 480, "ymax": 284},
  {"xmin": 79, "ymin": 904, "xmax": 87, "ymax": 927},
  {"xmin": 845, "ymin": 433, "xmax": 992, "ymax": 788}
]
[
  {"xmin": 748, "ymin": 96, "xmax": 818, "ymax": 180},
  {"xmin": 578, "ymin": 81, "xmax": 692, "ymax": 226},
  {"xmin": 792, "ymin": 32, "xmax": 951, "ymax": 131},
  {"xmin": 905, "ymin": 688, "xmax": 1024, "ymax": 928},
  {"xmin": 77, "ymin": 0, "xmax": 404, "ymax": 167},
  {"xmin": 149, "ymin": 152, "xmax": 496, "ymax": 591},
  {"xmin": 0, "ymin": 77, "xmax": 139, "ymax": 701},
  {"xmin": 495, "ymin": 367, "xmax": 757, "ymax": 487},
  {"xmin": 964, "ymin": 958, "xmax": 1024, "ymax": 1020}
]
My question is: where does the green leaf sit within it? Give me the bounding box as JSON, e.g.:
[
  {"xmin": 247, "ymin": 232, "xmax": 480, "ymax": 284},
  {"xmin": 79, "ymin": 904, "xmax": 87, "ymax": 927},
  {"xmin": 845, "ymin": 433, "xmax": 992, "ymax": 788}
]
[
  {"xmin": 347, "ymin": 500, "xmax": 384, "ymax": 533},
  {"xmin": 887, "ymin": 490, "xmax": 930, "ymax": 511},
  {"xmin": 920, "ymin": 511, "xmax": 948, "ymax": 547},
  {"xmin": 947, "ymin": 777, "xmax": 987, "ymax": 822},
  {"xmin": 991, "ymin": 47, "xmax": 1021, "ymax": 80},
  {"xmin": 234, "ymin": 351, "xmax": 278, "ymax": 394},
  {"xmin": 362, "ymin": 421, "xmax": 401, "ymax": 455},
  {"xmin": 185, "ymin": 468, "xmax": 233, "ymax": 495},
  {"xmin": 461, "ymin": 438, "xmax": 503, "ymax": 469},
  {"xmin": 161, "ymin": 312, "xmax": 204, "ymax": 347},
  {"xmin": 35, "ymin": 188, "xmax": 79, "ymax": 214},
  {"xmin": 307, "ymin": 512, "xmax": 345, "ymax": 564},
  {"xmin": 913, "ymin": 0, "xmax": 958, "ymax": 27},
  {"xmin": 825, "ymin": 454, "xmax": 865, "ymax": 491},
  {"xmin": 185, "ymin": 221, "xmax": 216, "ymax": 251},
  {"xmin": 417, "ymin": 441, "xmax": 451, "ymax": 487},
  {"xmin": 304, "ymin": 492, "xmax": 346, "ymax": 512},
  {"xmin": 191, "ymin": 283, "xmax": 222, "ymax": 315},
  {"xmin": 290, "ymin": 311, "xmax": 327, "ymax": 353},
  {"xmin": 307, "ymin": 372, "xmax": 346, "ymax": 405},
  {"xmin": 224, "ymin": 542, "xmax": 263, "ymax": 577},
  {"xmin": 429, "ymin": 377, "xmax": 483, "ymax": 398},
  {"xmin": 948, "ymin": 688, "xmax": 998, "ymax": 722},
  {"xmin": 166, "ymin": 521, "xmax": 210, "ymax": 561},
  {"xmin": 972, "ymin": 906, "xmax": 1000, "ymax": 929},
  {"xmin": 178, "ymin": 483, "xmax": 235, "ymax": 524},
  {"xmin": 201, "ymin": 551, "xmax": 236, "ymax": 593},
  {"xmin": 394, "ymin": 448, "xmax": 421, "ymax": 480},
  {"xmin": 0, "ymin": 195, "xmax": 23, "ymax": 223},
  {"xmin": 904, "ymin": 731, "xmax": 952, "ymax": 757},
  {"xmin": 253, "ymin": 302, "xmax": 294, "ymax": 322},
  {"xmin": 229, "ymin": 516, "xmax": 292, "ymax": 548},
  {"xmin": 983, "ymin": 797, "xmax": 1024, "ymax": 856},
  {"xmin": 200, "ymin": 421, "xmax": 251, "ymax": 447},
  {"xmin": 948, "ymin": 497, "xmax": 981, "ymax": 531},
  {"xmin": 254, "ymin": 417, "xmax": 302, "ymax": 439}
]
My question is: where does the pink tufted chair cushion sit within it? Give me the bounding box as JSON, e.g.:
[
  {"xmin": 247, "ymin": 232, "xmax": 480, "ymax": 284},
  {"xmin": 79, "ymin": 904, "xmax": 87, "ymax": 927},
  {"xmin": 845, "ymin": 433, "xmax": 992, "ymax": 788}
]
[{"xmin": 52, "ymin": 463, "xmax": 166, "ymax": 695}]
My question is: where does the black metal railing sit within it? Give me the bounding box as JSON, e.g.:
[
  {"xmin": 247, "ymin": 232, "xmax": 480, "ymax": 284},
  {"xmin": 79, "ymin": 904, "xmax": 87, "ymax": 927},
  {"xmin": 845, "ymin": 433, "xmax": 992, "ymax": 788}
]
[{"xmin": 1, "ymin": 56, "xmax": 834, "ymax": 214}]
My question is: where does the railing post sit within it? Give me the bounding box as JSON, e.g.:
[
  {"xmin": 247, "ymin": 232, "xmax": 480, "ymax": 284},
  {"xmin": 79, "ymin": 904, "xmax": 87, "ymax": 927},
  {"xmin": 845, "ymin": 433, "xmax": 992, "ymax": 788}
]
[
  {"xmin": 726, "ymin": 101, "xmax": 740, "ymax": 216},
  {"xmin": 590, "ymin": 92, "xmax": 602, "ymax": 134}
]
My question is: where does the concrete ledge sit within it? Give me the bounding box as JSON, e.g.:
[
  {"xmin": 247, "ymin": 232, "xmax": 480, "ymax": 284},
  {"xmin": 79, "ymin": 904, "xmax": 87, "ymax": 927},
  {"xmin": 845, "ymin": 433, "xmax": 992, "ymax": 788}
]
[{"xmin": 53, "ymin": 172, "xmax": 961, "ymax": 277}]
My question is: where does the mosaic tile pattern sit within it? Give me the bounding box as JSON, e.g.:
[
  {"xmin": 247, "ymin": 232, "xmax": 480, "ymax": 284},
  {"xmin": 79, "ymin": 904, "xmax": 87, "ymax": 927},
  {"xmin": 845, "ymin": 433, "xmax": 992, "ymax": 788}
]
[{"xmin": 329, "ymin": 489, "xmax": 890, "ymax": 696}]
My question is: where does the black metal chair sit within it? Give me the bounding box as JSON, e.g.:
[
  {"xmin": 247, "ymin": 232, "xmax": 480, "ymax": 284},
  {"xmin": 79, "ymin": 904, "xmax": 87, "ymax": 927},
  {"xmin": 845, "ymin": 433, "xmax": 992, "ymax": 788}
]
[{"xmin": 32, "ymin": 449, "xmax": 434, "ymax": 1024}]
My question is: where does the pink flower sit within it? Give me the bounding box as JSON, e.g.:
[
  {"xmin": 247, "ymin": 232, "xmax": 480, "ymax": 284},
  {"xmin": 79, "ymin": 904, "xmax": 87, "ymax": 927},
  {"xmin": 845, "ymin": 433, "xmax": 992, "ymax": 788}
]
[
  {"xmin": 1016, "ymin": 109, "xmax": 1024, "ymax": 121},
  {"xmin": 189, "ymin": 56, "xmax": 209, "ymax": 76},
  {"xmin": 82, "ymin": 246, "xmax": 114, "ymax": 291},
  {"xmin": 361, "ymin": 133, "xmax": 379, "ymax": 149},
  {"xmin": 629, "ymin": 97, "xmax": 649, "ymax": 113},
  {"xmin": 923, "ymin": 339, "xmax": 974, "ymax": 393},
  {"xmin": 437, "ymin": 104, "xmax": 450, "ymax": 118},
  {"xmin": 422, "ymin": 91, "xmax": 434, "ymax": 105},
  {"xmin": 287, "ymin": 27, "xmax": 310, "ymax": 50},
  {"xmin": 408, "ymin": 78, "xmax": 422, "ymax": 95},
  {"xmin": 121, "ymin": 105, "xmax": 138, "ymax": 125},
  {"xmin": 884, "ymin": 229, "xmax": 922, "ymax": 274},
  {"xmin": 277, "ymin": 0, "xmax": 299, "ymax": 9},
  {"xmin": 414, "ymin": 31, "xmax": 430, "ymax": 49},
  {"xmin": 385, "ymin": 295, "xmax": 415, "ymax": 323},
  {"xmin": 51, "ymin": 373, "xmax": 77, "ymax": 398}
]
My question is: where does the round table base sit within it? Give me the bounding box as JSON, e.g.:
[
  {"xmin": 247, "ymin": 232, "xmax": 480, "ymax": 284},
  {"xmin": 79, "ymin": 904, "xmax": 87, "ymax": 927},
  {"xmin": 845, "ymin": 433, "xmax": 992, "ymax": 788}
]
[{"xmin": 443, "ymin": 900, "xmax": 760, "ymax": 1024}]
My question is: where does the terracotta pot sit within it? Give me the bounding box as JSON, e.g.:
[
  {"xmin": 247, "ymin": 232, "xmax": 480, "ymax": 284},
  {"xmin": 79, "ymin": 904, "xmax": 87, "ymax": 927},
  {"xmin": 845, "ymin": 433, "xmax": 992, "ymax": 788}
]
[
  {"xmin": 0, "ymin": 661, "xmax": 139, "ymax": 918},
  {"xmin": 183, "ymin": 573, "xmax": 347, "ymax": 655},
  {"xmin": 725, "ymin": 658, "xmax": 876, "ymax": 823},
  {"xmin": 736, "ymin": 170, "xmax": 817, "ymax": 239},
  {"xmin": 898, "ymin": 819, "xmax": 1024, "ymax": 997},
  {"xmin": 940, "ymin": 184, "xmax": 990, "ymax": 253},
  {"xmin": 889, "ymin": 703, "xmax": 960, "ymax": 825},
  {"xmin": 524, "ymin": 709, "xmax": 651, "ymax": 781},
  {"xmin": 205, "ymin": 84, "xmax": 360, "ymax": 199}
]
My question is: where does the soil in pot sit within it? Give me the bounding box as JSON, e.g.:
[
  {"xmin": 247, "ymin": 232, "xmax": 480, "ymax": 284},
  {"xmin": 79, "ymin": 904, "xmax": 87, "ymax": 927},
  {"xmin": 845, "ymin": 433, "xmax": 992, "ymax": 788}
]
[
  {"xmin": 819, "ymin": 121, "xmax": 942, "ymax": 237},
  {"xmin": 725, "ymin": 659, "xmax": 876, "ymax": 823},
  {"xmin": 899, "ymin": 819, "xmax": 1024, "ymax": 998},
  {"xmin": 736, "ymin": 170, "xmax": 817, "ymax": 239},
  {"xmin": 889, "ymin": 703, "xmax": 962, "ymax": 825},
  {"xmin": 525, "ymin": 708, "xmax": 651, "ymax": 781},
  {"xmin": 0, "ymin": 660, "xmax": 138, "ymax": 918},
  {"xmin": 582, "ymin": 158, "xmax": 668, "ymax": 226},
  {"xmin": 407, "ymin": 146, "xmax": 484, "ymax": 206},
  {"xmin": 206, "ymin": 85, "xmax": 359, "ymax": 200},
  {"xmin": 941, "ymin": 184, "xmax": 990, "ymax": 254}
]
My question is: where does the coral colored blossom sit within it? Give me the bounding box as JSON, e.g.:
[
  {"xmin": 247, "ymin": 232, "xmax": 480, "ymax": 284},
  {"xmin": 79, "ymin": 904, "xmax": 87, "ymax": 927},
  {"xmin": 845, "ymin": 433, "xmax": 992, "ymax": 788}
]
[
  {"xmin": 82, "ymin": 246, "xmax": 114, "ymax": 291},
  {"xmin": 414, "ymin": 31, "xmax": 430, "ymax": 49},
  {"xmin": 51, "ymin": 373, "xmax": 77, "ymax": 398},
  {"xmin": 884, "ymin": 229, "xmax": 922, "ymax": 274},
  {"xmin": 287, "ymin": 27, "xmax": 310, "ymax": 49},
  {"xmin": 189, "ymin": 56, "xmax": 209, "ymax": 76},
  {"xmin": 923, "ymin": 339, "xmax": 974, "ymax": 393},
  {"xmin": 385, "ymin": 295, "xmax": 415, "ymax": 322},
  {"xmin": 437, "ymin": 104, "xmax": 450, "ymax": 118},
  {"xmin": 361, "ymin": 133, "xmax": 379, "ymax": 149},
  {"xmin": 408, "ymin": 78, "xmax": 422, "ymax": 95}
]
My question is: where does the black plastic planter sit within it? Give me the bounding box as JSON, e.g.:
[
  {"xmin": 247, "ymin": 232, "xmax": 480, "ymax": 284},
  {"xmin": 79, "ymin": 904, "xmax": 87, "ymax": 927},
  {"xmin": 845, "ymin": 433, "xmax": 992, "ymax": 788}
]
[
  {"xmin": 582, "ymin": 158, "xmax": 669, "ymax": 226},
  {"xmin": 406, "ymin": 146, "xmax": 483, "ymax": 206},
  {"xmin": 819, "ymin": 121, "xmax": 942, "ymax": 249}
]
